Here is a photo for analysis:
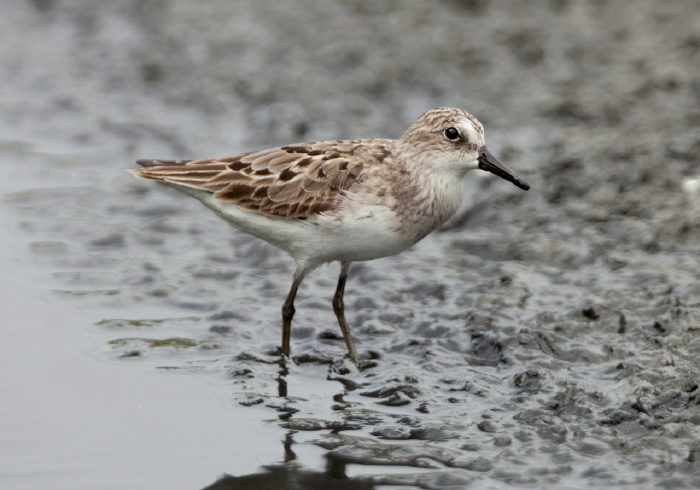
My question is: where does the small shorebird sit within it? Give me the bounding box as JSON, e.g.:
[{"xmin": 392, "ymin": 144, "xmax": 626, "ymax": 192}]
[{"xmin": 130, "ymin": 107, "xmax": 529, "ymax": 362}]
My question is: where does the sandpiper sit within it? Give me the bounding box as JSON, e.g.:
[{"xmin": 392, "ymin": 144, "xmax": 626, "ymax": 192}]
[{"xmin": 130, "ymin": 107, "xmax": 529, "ymax": 361}]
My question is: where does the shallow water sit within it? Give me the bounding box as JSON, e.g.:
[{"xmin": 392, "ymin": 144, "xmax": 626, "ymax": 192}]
[{"xmin": 2, "ymin": 1, "xmax": 700, "ymax": 489}]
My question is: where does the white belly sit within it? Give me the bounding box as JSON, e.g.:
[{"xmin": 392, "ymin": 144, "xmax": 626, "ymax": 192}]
[{"xmin": 190, "ymin": 189, "xmax": 415, "ymax": 269}]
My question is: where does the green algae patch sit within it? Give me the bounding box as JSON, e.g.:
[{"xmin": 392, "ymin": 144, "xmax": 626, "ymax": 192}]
[
  {"xmin": 0, "ymin": 139, "xmax": 33, "ymax": 154},
  {"xmin": 156, "ymin": 365, "xmax": 207, "ymax": 372},
  {"xmin": 52, "ymin": 289, "xmax": 121, "ymax": 297},
  {"xmin": 108, "ymin": 337, "xmax": 200, "ymax": 349},
  {"xmin": 96, "ymin": 317, "xmax": 200, "ymax": 329},
  {"xmin": 29, "ymin": 241, "xmax": 70, "ymax": 254}
]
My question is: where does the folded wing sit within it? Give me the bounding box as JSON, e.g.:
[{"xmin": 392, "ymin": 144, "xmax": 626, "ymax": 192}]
[{"xmin": 131, "ymin": 139, "xmax": 392, "ymax": 220}]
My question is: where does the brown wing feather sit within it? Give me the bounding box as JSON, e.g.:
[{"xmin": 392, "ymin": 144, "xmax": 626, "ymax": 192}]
[{"xmin": 131, "ymin": 139, "xmax": 393, "ymax": 220}]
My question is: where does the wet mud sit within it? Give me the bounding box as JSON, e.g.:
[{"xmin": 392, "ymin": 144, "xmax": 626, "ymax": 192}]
[{"xmin": 2, "ymin": 0, "xmax": 700, "ymax": 488}]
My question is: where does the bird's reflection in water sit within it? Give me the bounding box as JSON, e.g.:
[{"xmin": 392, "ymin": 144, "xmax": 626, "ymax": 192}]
[
  {"xmin": 283, "ymin": 431, "xmax": 296, "ymax": 463},
  {"xmin": 202, "ymin": 462, "xmax": 374, "ymax": 490},
  {"xmin": 202, "ymin": 430, "xmax": 373, "ymax": 490},
  {"xmin": 204, "ymin": 357, "xmax": 376, "ymax": 489}
]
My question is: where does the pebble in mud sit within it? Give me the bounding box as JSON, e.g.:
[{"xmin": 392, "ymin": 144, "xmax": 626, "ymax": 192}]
[{"xmin": 370, "ymin": 426, "xmax": 411, "ymax": 440}]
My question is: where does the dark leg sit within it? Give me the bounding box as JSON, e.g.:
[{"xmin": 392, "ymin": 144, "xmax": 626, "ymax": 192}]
[
  {"xmin": 333, "ymin": 261, "xmax": 358, "ymax": 362},
  {"xmin": 281, "ymin": 267, "xmax": 305, "ymax": 358}
]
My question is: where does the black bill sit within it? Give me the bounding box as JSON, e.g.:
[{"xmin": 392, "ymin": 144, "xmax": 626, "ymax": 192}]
[{"xmin": 478, "ymin": 147, "xmax": 530, "ymax": 191}]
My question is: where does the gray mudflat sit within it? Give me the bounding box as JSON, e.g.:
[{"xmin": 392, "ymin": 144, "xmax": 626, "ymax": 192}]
[{"xmin": 1, "ymin": 1, "xmax": 699, "ymax": 488}]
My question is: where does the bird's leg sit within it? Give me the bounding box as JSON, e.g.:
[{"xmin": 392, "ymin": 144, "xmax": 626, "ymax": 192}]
[
  {"xmin": 281, "ymin": 267, "xmax": 305, "ymax": 358},
  {"xmin": 333, "ymin": 261, "xmax": 359, "ymax": 362}
]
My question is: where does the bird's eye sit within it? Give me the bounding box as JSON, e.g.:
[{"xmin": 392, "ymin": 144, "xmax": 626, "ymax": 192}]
[{"xmin": 443, "ymin": 127, "xmax": 460, "ymax": 141}]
